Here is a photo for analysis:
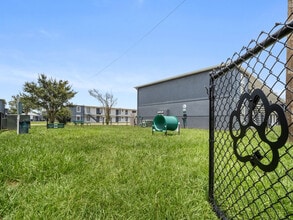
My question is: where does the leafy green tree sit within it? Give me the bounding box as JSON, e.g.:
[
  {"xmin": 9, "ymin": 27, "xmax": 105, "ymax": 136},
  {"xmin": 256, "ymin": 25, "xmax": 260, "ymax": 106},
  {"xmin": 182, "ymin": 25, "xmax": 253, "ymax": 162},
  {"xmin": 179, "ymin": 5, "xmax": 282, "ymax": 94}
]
[
  {"xmin": 8, "ymin": 94, "xmax": 37, "ymax": 114},
  {"xmin": 22, "ymin": 74, "xmax": 77, "ymax": 123},
  {"xmin": 56, "ymin": 107, "xmax": 71, "ymax": 124},
  {"xmin": 8, "ymin": 96, "xmax": 17, "ymax": 114},
  {"xmin": 88, "ymin": 89, "xmax": 117, "ymax": 125}
]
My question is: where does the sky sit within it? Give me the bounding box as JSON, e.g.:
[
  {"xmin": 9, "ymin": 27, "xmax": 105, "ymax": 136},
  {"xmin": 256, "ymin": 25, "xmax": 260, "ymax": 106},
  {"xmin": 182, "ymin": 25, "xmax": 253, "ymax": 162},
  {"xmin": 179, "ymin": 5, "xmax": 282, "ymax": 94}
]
[{"xmin": 0, "ymin": 0, "xmax": 287, "ymax": 109}]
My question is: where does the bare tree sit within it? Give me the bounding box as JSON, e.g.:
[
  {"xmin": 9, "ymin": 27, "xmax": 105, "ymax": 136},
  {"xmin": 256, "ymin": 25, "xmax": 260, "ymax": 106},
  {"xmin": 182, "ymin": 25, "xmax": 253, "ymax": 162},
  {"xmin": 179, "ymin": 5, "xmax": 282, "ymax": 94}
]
[
  {"xmin": 287, "ymin": 0, "xmax": 293, "ymax": 142},
  {"xmin": 89, "ymin": 89, "xmax": 117, "ymax": 125}
]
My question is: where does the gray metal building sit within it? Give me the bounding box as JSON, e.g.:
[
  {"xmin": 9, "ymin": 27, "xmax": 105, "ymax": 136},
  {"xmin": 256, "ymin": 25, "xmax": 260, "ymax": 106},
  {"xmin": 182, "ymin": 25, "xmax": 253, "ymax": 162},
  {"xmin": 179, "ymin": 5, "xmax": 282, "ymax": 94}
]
[
  {"xmin": 135, "ymin": 65, "xmax": 281, "ymax": 129},
  {"xmin": 135, "ymin": 66, "xmax": 216, "ymax": 129}
]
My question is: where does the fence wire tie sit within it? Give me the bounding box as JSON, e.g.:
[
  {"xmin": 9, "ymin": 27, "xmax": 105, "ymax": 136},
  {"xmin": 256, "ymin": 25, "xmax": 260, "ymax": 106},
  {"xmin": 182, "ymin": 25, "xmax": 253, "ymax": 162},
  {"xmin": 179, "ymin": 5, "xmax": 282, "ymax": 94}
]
[{"xmin": 250, "ymin": 150, "xmax": 264, "ymax": 167}]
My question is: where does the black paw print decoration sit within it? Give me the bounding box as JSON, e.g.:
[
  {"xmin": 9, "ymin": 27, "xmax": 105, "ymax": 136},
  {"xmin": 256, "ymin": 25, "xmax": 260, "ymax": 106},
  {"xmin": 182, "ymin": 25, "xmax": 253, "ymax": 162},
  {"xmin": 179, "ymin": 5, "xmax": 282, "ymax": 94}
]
[{"xmin": 229, "ymin": 89, "xmax": 288, "ymax": 172}]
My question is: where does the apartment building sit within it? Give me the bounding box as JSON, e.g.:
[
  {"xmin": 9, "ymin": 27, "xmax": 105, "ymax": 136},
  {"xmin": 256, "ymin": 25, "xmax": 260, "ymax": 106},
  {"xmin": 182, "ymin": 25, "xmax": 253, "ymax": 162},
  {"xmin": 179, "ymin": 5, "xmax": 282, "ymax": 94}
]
[{"xmin": 70, "ymin": 105, "xmax": 137, "ymax": 125}]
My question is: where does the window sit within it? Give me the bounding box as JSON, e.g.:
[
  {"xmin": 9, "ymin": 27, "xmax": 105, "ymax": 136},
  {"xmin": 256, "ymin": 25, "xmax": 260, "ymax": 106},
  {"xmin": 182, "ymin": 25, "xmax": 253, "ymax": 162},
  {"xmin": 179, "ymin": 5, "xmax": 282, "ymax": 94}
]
[
  {"xmin": 86, "ymin": 115, "xmax": 90, "ymax": 121},
  {"xmin": 76, "ymin": 106, "xmax": 81, "ymax": 112},
  {"xmin": 86, "ymin": 107, "xmax": 90, "ymax": 113},
  {"xmin": 96, "ymin": 108, "xmax": 101, "ymax": 114},
  {"xmin": 125, "ymin": 110, "xmax": 128, "ymax": 115},
  {"xmin": 76, "ymin": 115, "xmax": 81, "ymax": 121}
]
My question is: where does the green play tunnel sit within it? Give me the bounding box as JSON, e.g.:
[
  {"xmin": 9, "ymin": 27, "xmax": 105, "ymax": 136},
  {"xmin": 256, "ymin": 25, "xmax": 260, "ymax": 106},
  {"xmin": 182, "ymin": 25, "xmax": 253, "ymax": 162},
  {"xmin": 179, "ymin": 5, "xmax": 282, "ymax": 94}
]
[{"xmin": 152, "ymin": 115, "xmax": 178, "ymax": 132}]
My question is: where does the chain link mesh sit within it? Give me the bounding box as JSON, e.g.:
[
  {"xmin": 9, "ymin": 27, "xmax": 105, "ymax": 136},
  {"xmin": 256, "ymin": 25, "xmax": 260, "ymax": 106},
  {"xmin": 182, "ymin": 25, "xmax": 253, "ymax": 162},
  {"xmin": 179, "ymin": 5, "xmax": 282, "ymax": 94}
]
[{"xmin": 209, "ymin": 17, "xmax": 293, "ymax": 219}]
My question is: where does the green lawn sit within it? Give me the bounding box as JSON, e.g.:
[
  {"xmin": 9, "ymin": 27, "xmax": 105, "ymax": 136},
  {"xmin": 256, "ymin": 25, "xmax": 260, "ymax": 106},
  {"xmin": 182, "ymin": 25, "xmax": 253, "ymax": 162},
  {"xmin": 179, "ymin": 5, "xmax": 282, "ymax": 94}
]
[{"xmin": 0, "ymin": 125, "xmax": 217, "ymax": 219}]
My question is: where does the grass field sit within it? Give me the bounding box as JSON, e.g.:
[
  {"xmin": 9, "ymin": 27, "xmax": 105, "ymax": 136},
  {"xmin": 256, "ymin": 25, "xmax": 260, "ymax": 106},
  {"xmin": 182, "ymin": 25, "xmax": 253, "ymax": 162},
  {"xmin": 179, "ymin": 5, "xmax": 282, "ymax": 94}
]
[{"xmin": 0, "ymin": 125, "xmax": 217, "ymax": 219}]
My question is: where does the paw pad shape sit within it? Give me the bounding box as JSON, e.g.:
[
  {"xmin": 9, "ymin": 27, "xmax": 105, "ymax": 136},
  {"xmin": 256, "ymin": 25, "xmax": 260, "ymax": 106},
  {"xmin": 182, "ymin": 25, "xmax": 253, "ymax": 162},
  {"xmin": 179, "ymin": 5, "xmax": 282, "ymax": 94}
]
[{"xmin": 229, "ymin": 89, "xmax": 288, "ymax": 172}]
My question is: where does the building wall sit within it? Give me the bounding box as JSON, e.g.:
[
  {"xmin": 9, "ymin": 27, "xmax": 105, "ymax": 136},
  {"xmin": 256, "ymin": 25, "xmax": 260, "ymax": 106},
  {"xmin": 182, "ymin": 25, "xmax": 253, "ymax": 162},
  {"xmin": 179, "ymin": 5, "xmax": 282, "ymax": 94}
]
[
  {"xmin": 0, "ymin": 99, "xmax": 5, "ymax": 114},
  {"xmin": 136, "ymin": 66, "xmax": 282, "ymax": 129},
  {"xmin": 70, "ymin": 105, "xmax": 85, "ymax": 121},
  {"xmin": 137, "ymin": 70, "xmax": 211, "ymax": 129}
]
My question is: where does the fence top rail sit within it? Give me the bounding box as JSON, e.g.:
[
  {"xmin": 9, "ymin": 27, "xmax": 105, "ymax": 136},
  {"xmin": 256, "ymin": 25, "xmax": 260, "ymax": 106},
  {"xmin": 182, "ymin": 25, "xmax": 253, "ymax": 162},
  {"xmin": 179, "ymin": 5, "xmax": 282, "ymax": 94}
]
[{"xmin": 211, "ymin": 19, "xmax": 293, "ymax": 80}]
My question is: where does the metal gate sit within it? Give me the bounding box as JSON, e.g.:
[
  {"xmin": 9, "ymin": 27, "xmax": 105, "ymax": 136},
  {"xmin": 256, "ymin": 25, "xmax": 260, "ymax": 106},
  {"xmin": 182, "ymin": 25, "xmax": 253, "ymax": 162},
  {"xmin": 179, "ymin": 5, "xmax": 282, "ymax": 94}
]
[{"xmin": 209, "ymin": 17, "xmax": 293, "ymax": 219}]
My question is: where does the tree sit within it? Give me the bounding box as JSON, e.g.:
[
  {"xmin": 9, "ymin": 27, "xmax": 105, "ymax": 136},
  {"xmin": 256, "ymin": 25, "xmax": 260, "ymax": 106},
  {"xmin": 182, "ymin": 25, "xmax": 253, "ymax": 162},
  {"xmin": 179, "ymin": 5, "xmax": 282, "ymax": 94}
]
[
  {"xmin": 56, "ymin": 107, "xmax": 72, "ymax": 124},
  {"xmin": 8, "ymin": 94, "xmax": 37, "ymax": 114},
  {"xmin": 88, "ymin": 89, "xmax": 117, "ymax": 125},
  {"xmin": 22, "ymin": 74, "xmax": 77, "ymax": 123},
  {"xmin": 8, "ymin": 96, "xmax": 18, "ymax": 114}
]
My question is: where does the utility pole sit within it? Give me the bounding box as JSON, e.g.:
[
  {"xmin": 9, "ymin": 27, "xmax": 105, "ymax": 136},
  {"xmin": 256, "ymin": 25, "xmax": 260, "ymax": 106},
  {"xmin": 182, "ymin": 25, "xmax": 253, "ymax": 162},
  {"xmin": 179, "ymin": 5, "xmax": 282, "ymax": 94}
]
[{"xmin": 287, "ymin": 0, "xmax": 293, "ymax": 142}]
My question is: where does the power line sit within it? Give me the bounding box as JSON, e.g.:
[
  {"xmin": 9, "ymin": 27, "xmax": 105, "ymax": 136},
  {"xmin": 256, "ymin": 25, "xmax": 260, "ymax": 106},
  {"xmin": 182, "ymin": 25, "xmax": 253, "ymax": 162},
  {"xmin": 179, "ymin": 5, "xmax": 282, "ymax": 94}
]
[{"xmin": 91, "ymin": 0, "xmax": 187, "ymax": 77}]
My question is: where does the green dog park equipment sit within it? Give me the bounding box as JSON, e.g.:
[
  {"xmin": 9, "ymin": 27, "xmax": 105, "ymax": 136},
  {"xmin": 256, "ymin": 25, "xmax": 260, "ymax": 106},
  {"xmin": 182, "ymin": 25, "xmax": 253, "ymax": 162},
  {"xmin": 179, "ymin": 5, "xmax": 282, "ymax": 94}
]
[{"xmin": 152, "ymin": 114, "xmax": 180, "ymax": 135}]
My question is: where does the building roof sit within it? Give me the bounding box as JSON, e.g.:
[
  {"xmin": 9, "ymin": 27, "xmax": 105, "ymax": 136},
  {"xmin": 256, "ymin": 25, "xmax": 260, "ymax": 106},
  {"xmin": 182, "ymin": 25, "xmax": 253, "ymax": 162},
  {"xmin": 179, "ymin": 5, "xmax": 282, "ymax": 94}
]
[
  {"xmin": 71, "ymin": 104, "xmax": 136, "ymax": 111},
  {"xmin": 134, "ymin": 65, "xmax": 219, "ymax": 89}
]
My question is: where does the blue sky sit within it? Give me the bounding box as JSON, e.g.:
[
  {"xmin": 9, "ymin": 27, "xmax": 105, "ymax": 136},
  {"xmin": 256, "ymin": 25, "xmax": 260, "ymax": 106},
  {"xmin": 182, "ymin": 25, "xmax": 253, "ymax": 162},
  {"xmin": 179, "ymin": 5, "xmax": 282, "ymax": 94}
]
[{"xmin": 0, "ymin": 0, "xmax": 287, "ymax": 109}]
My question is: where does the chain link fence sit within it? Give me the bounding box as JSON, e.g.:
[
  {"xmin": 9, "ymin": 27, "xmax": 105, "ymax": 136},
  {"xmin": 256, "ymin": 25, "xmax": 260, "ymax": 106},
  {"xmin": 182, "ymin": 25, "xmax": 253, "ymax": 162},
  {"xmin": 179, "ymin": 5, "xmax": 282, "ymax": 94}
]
[{"xmin": 209, "ymin": 16, "xmax": 293, "ymax": 219}]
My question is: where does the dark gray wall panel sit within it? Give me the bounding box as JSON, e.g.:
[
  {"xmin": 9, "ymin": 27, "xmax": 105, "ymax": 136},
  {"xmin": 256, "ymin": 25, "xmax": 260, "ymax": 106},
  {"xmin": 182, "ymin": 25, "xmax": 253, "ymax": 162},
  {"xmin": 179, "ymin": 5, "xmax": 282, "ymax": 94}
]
[{"xmin": 137, "ymin": 71, "xmax": 211, "ymax": 129}]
